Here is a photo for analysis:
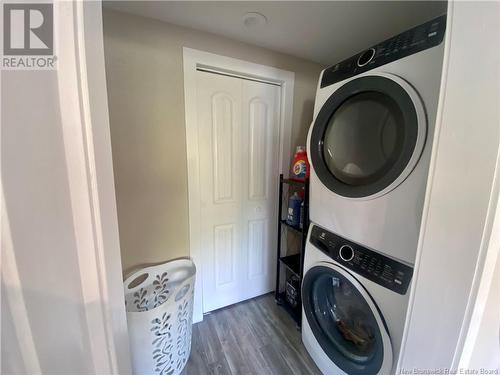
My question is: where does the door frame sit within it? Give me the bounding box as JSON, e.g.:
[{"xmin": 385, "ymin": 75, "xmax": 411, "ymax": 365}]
[
  {"xmin": 183, "ymin": 47, "xmax": 295, "ymax": 322},
  {"xmin": 53, "ymin": 1, "xmax": 132, "ymax": 373}
]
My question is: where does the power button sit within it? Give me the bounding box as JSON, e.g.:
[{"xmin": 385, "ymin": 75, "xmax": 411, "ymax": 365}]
[
  {"xmin": 357, "ymin": 48, "xmax": 376, "ymax": 67},
  {"xmin": 339, "ymin": 245, "xmax": 355, "ymax": 262}
]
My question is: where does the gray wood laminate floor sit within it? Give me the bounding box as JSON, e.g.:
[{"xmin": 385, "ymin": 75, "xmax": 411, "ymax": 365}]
[{"xmin": 183, "ymin": 293, "xmax": 321, "ymax": 375}]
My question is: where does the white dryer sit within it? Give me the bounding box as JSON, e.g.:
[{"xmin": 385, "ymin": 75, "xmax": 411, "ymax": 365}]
[
  {"xmin": 307, "ymin": 15, "xmax": 446, "ymax": 265},
  {"xmin": 302, "ymin": 225, "xmax": 412, "ymax": 375}
]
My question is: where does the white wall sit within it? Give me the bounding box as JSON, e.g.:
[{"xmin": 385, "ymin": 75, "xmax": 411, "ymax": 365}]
[
  {"xmin": 1, "ymin": 68, "xmax": 96, "ymax": 375},
  {"xmin": 399, "ymin": 1, "xmax": 500, "ymax": 371},
  {"xmin": 102, "ymin": 9, "xmax": 324, "ymax": 274},
  {"xmin": 1, "ymin": 2, "xmax": 130, "ymax": 374},
  {"xmin": 466, "ymin": 249, "xmax": 500, "ymax": 369}
]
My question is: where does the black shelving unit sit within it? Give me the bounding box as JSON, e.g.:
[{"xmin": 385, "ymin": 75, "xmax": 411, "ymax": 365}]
[{"xmin": 275, "ymin": 174, "xmax": 309, "ymax": 328}]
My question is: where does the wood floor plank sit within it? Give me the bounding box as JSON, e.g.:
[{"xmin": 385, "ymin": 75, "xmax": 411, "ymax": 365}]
[
  {"xmin": 258, "ymin": 296, "xmax": 321, "ymax": 374},
  {"xmin": 183, "ymin": 324, "xmax": 212, "ymax": 375},
  {"xmin": 182, "ymin": 294, "xmax": 321, "ymax": 375},
  {"xmin": 211, "ymin": 309, "xmax": 253, "ymax": 375},
  {"xmin": 224, "ymin": 305, "xmax": 269, "ymax": 374},
  {"xmin": 207, "ymin": 356, "xmax": 233, "ymax": 375},
  {"xmin": 260, "ymin": 343, "xmax": 295, "ymax": 375},
  {"xmin": 244, "ymin": 297, "xmax": 275, "ymax": 347},
  {"xmin": 196, "ymin": 313, "xmax": 224, "ymax": 365},
  {"xmin": 256, "ymin": 296, "xmax": 321, "ymax": 374}
]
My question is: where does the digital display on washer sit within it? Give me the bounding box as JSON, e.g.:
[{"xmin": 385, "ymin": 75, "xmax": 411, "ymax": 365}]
[
  {"xmin": 321, "ymin": 14, "xmax": 447, "ymax": 88},
  {"xmin": 309, "ymin": 225, "xmax": 413, "ymax": 295}
]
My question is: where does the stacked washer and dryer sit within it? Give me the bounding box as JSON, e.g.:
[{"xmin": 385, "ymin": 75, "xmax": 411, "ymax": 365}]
[{"xmin": 301, "ymin": 15, "xmax": 447, "ymax": 374}]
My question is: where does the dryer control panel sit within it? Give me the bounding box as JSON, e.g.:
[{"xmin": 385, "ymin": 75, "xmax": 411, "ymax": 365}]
[
  {"xmin": 309, "ymin": 225, "xmax": 413, "ymax": 295},
  {"xmin": 321, "ymin": 14, "xmax": 447, "ymax": 88}
]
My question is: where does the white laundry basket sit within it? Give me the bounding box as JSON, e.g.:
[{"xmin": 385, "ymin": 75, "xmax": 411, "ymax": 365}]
[{"xmin": 124, "ymin": 259, "xmax": 196, "ymax": 375}]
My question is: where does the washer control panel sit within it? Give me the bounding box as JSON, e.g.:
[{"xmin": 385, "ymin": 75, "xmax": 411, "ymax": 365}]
[
  {"xmin": 321, "ymin": 14, "xmax": 446, "ymax": 88},
  {"xmin": 309, "ymin": 225, "xmax": 413, "ymax": 295}
]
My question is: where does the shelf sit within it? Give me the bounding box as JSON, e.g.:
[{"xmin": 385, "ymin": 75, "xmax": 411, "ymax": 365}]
[
  {"xmin": 280, "ymin": 219, "xmax": 304, "ymax": 234},
  {"xmin": 279, "ymin": 254, "xmax": 301, "ymax": 277},
  {"xmin": 275, "ymin": 173, "xmax": 307, "ymax": 329},
  {"xmin": 276, "ymin": 292, "xmax": 301, "ymax": 327},
  {"xmin": 281, "ymin": 178, "xmax": 307, "ymax": 187}
]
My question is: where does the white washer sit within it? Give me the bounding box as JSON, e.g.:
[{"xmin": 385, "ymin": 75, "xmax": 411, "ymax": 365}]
[
  {"xmin": 307, "ymin": 15, "xmax": 446, "ymax": 265},
  {"xmin": 302, "ymin": 224, "xmax": 412, "ymax": 375}
]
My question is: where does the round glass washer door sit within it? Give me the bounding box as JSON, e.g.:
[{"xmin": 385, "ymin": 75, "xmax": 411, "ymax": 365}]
[
  {"xmin": 309, "ymin": 73, "xmax": 426, "ymax": 199},
  {"xmin": 302, "ymin": 263, "xmax": 393, "ymax": 374}
]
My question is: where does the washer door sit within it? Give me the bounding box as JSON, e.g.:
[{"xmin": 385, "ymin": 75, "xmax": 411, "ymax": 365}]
[
  {"xmin": 310, "ymin": 73, "xmax": 426, "ymax": 199},
  {"xmin": 302, "ymin": 263, "xmax": 393, "ymax": 375}
]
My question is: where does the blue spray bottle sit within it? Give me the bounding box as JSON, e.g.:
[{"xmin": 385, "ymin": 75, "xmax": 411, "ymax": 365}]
[{"xmin": 286, "ymin": 192, "xmax": 302, "ymax": 227}]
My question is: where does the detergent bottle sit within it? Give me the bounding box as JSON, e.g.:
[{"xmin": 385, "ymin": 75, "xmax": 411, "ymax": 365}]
[{"xmin": 291, "ymin": 146, "xmax": 310, "ymax": 181}]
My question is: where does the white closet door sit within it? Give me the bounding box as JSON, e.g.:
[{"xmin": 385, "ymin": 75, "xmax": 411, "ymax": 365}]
[{"xmin": 196, "ymin": 70, "xmax": 281, "ymax": 313}]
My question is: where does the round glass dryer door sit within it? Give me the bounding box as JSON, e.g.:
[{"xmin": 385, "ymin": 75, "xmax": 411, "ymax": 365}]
[
  {"xmin": 310, "ymin": 74, "xmax": 426, "ymax": 199},
  {"xmin": 302, "ymin": 264, "xmax": 393, "ymax": 374}
]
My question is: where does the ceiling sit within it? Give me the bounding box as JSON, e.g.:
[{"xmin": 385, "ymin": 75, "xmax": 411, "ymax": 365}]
[{"xmin": 103, "ymin": 1, "xmax": 447, "ymax": 66}]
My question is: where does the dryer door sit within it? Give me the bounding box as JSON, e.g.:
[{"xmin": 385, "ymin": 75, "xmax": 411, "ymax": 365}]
[
  {"xmin": 302, "ymin": 263, "xmax": 393, "ymax": 375},
  {"xmin": 309, "ymin": 73, "xmax": 426, "ymax": 199}
]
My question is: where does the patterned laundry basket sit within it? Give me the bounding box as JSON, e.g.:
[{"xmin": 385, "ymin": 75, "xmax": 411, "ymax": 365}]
[{"xmin": 124, "ymin": 259, "xmax": 196, "ymax": 375}]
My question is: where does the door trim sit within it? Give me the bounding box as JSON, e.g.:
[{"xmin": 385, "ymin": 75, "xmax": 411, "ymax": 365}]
[
  {"xmin": 183, "ymin": 47, "xmax": 295, "ymax": 322},
  {"xmin": 55, "ymin": 1, "xmax": 132, "ymax": 373}
]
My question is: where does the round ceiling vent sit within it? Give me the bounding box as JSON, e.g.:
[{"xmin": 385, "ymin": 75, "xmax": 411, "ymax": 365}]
[{"xmin": 242, "ymin": 12, "xmax": 267, "ymax": 28}]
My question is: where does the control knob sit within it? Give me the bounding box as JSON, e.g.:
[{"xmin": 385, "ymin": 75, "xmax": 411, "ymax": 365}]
[
  {"xmin": 357, "ymin": 48, "xmax": 376, "ymax": 67},
  {"xmin": 339, "ymin": 245, "xmax": 355, "ymax": 262}
]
